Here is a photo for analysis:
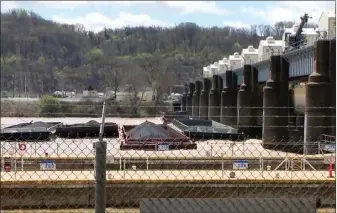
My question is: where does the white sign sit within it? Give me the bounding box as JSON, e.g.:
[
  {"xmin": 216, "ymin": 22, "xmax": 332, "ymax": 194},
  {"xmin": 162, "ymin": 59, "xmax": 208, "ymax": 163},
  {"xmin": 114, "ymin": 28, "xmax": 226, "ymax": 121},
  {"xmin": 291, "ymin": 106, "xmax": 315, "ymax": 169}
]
[
  {"xmin": 233, "ymin": 160, "xmax": 249, "ymax": 170},
  {"xmin": 158, "ymin": 143, "xmax": 170, "ymax": 151},
  {"xmin": 322, "ymin": 144, "xmax": 336, "ymax": 153},
  {"xmin": 40, "ymin": 160, "xmax": 56, "ymax": 170}
]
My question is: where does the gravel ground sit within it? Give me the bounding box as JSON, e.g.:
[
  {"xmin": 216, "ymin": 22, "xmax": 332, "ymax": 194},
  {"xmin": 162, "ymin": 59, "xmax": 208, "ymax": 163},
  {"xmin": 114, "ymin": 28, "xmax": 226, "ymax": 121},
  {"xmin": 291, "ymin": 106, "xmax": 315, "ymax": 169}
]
[{"xmin": 1, "ymin": 208, "xmax": 335, "ymax": 213}]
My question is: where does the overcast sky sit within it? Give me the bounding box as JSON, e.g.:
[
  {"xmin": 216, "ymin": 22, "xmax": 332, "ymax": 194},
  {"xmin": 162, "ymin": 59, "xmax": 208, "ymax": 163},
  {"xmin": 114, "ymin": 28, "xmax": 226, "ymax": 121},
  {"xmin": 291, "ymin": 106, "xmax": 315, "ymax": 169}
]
[{"xmin": 1, "ymin": 1, "xmax": 335, "ymax": 32}]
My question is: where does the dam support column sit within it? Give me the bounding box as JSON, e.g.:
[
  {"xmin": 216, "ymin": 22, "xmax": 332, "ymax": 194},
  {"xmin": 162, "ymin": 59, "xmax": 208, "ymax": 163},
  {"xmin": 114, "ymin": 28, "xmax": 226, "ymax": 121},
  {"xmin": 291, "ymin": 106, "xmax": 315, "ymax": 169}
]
[
  {"xmin": 305, "ymin": 40, "xmax": 331, "ymax": 154},
  {"xmin": 279, "ymin": 56, "xmax": 290, "ymax": 145},
  {"xmin": 329, "ymin": 39, "xmax": 336, "ymax": 136},
  {"xmin": 221, "ymin": 71, "xmax": 237, "ymax": 127},
  {"xmin": 186, "ymin": 83, "xmax": 195, "ymax": 116},
  {"xmin": 208, "ymin": 75, "xmax": 221, "ymax": 122},
  {"xmin": 238, "ymin": 65, "xmax": 252, "ymax": 136},
  {"xmin": 262, "ymin": 55, "xmax": 285, "ymax": 150},
  {"xmin": 181, "ymin": 83, "xmax": 188, "ymax": 112},
  {"xmin": 232, "ymin": 72, "xmax": 238, "ymax": 128},
  {"xmin": 192, "ymin": 81, "xmax": 202, "ymax": 119},
  {"xmin": 221, "ymin": 71, "xmax": 232, "ymax": 125},
  {"xmin": 199, "ymin": 78, "xmax": 211, "ymax": 120},
  {"xmin": 250, "ymin": 66, "xmax": 262, "ymax": 137}
]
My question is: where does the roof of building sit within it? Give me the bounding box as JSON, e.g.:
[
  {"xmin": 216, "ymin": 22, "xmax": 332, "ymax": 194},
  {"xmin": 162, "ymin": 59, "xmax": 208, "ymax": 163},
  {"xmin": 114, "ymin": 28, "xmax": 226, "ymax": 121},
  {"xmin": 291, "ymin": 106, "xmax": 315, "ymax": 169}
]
[
  {"xmin": 229, "ymin": 52, "xmax": 242, "ymax": 61},
  {"xmin": 241, "ymin": 45, "xmax": 258, "ymax": 55},
  {"xmin": 203, "ymin": 66, "xmax": 209, "ymax": 72},
  {"xmin": 327, "ymin": 7, "xmax": 336, "ymax": 18},
  {"xmin": 259, "ymin": 36, "xmax": 283, "ymax": 47}
]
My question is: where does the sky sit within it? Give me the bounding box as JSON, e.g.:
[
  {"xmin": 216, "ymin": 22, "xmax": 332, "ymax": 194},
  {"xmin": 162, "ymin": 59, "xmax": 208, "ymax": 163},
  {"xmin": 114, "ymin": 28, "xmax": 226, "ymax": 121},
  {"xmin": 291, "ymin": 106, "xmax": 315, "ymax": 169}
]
[{"xmin": 1, "ymin": 1, "xmax": 335, "ymax": 32}]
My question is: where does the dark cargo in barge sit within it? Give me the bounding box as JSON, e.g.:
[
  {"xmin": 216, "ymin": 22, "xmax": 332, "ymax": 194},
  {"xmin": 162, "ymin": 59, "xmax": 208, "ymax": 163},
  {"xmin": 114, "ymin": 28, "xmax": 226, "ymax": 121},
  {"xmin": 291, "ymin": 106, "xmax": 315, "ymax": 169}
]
[
  {"xmin": 119, "ymin": 121, "xmax": 197, "ymax": 150},
  {"xmin": 55, "ymin": 120, "xmax": 118, "ymax": 138},
  {"xmin": 0, "ymin": 121, "xmax": 62, "ymax": 141}
]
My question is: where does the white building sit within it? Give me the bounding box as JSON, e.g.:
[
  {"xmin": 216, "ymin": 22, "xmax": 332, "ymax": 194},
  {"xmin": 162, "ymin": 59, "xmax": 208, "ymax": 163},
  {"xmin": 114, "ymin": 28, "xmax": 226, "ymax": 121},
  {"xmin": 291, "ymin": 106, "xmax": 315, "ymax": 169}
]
[
  {"xmin": 258, "ymin": 36, "xmax": 283, "ymax": 61},
  {"xmin": 203, "ymin": 66, "xmax": 211, "ymax": 78},
  {"xmin": 218, "ymin": 57, "xmax": 229, "ymax": 75},
  {"xmin": 318, "ymin": 7, "xmax": 336, "ymax": 39},
  {"xmin": 210, "ymin": 62, "xmax": 219, "ymax": 75},
  {"xmin": 228, "ymin": 52, "xmax": 242, "ymax": 70},
  {"xmin": 282, "ymin": 25, "xmax": 318, "ymax": 50},
  {"xmin": 241, "ymin": 45, "xmax": 259, "ymax": 66}
]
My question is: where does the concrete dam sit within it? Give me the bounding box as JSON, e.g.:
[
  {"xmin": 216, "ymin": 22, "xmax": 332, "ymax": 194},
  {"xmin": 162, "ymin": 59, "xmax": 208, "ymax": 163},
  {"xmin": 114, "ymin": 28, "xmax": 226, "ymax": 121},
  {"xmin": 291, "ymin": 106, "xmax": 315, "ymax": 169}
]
[{"xmin": 178, "ymin": 39, "xmax": 336, "ymax": 154}]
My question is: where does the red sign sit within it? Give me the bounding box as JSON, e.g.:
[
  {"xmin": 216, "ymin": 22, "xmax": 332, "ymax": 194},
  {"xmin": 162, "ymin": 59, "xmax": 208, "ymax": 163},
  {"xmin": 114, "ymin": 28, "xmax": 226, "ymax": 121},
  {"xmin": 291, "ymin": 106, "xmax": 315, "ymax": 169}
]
[
  {"xmin": 4, "ymin": 165, "xmax": 11, "ymax": 172},
  {"xmin": 18, "ymin": 143, "xmax": 27, "ymax": 151},
  {"xmin": 4, "ymin": 157, "xmax": 11, "ymax": 172}
]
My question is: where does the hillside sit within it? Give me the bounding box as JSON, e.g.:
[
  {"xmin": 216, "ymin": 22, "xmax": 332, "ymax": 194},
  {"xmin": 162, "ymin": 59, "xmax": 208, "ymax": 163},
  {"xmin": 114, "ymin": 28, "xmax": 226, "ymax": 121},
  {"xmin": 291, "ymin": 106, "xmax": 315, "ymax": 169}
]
[{"xmin": 1, "ymin": 9, "xmax": 301, "ymax": 100}]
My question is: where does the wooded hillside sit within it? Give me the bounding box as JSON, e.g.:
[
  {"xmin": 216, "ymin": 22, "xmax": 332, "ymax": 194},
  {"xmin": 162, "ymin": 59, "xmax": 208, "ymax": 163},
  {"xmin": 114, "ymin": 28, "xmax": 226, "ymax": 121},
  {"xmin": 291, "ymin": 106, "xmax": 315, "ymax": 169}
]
[{"xmin": 1, "ymin": 9, "xmax": 314, "ymax": 100}]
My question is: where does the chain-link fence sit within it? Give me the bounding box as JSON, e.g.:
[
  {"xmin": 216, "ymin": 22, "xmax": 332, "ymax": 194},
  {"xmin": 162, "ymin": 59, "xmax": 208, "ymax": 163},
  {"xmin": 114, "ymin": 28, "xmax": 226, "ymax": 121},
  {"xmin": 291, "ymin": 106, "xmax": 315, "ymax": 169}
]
[{"xmin": 0, "ymin": 102, "xmax": 336, "ymax": 213}]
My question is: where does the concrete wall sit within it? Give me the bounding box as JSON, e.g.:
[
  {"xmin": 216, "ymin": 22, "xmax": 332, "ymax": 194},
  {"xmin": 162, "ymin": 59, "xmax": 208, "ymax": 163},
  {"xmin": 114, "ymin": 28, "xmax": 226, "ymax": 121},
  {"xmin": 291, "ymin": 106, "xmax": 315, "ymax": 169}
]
[{"xmin": 1, "ymin": 182, "xmax": 334, "ymax": 209}]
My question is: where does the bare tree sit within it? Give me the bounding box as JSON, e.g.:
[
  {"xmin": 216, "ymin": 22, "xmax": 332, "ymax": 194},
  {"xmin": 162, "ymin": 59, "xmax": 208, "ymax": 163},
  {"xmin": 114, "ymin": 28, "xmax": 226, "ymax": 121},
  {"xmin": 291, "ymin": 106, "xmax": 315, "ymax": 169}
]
[{"xmin": 124, "ymin": 62, "xmax": 147, "ymax": 114}]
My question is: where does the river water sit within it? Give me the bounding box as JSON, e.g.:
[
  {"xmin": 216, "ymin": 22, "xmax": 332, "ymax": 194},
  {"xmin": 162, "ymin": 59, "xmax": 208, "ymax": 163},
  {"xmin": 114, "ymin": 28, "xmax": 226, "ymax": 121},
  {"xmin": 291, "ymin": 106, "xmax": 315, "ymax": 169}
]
[{"xmin": 0, "ymin": 117, "xmax": 304, "ymax": 159}]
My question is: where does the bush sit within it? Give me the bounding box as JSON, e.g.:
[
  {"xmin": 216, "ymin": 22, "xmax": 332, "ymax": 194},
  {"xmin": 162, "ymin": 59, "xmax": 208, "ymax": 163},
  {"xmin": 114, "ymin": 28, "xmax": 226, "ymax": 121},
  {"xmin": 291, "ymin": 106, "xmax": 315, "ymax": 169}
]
[
  {"xmin": 1, "ymin": 100, "xmax": 40, "ymax": 117},
  {"xmin": 39, "ymin": 95, "xmax": 61, "ymax": 117}
]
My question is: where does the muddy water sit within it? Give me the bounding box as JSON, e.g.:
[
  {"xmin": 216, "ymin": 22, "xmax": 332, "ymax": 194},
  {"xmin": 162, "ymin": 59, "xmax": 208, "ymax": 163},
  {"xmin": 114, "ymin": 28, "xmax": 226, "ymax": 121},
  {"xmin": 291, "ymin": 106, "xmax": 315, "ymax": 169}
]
[{"xmin": 0, "ymin": 117, "xmax": 313, "ymax": 159}]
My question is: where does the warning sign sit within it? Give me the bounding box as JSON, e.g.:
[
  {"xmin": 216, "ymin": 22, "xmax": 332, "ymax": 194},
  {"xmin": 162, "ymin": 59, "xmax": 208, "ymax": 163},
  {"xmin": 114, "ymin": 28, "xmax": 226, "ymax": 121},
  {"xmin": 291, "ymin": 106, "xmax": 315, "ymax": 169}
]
[
  {"xmin": 18, "ymin": 143, "xmax": 27, "ymax": 151},
  {"xmin": 18, "ymin": 143, "xmax": 27, "ymax": 155}
]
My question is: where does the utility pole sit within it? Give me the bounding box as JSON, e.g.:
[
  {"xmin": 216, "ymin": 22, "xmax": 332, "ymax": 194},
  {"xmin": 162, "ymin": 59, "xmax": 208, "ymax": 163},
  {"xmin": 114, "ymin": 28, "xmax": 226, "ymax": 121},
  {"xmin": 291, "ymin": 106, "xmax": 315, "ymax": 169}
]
[
  {"xmin": 15, "ymin": 42, "xmax": 20, "ymax": 97},
  {"xmin": 12, "ymin": 74, "xmax": 15, "ymax": 98},
  {"xmin": 24, "ymin": 72, "xmax": 27, "ymax": 98}
]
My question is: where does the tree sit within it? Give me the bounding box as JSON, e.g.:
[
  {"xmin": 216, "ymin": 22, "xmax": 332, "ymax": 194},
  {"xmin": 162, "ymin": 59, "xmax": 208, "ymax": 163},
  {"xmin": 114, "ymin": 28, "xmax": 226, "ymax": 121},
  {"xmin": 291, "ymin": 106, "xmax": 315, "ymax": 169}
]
[{"xmin": 39, "ymin": 95, "xmax": 61, "ymax": 117}]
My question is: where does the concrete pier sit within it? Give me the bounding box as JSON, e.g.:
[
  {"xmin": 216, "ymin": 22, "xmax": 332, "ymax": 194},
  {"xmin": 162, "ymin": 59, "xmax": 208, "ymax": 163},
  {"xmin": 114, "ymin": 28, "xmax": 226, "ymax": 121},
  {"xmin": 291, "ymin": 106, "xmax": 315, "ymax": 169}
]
[
  {"xmin": 181, "ymin": 83, "xmax": 188, "ymax": 112},
  {"xmin": 237, "ymin": 65, "xmax": 253, "ymax": 135},
  {"xmin": 221, "ymin": 71, "xmax": 237, "ymax": 127},
  {"xmin": 199, "ymin": 78, "xmax": 211, "ymax": 120},
  {"xmin": 329, "ymin": 39, "xmax": 336, "ymax": 136},
  {"xmin": 192, "ymin": 81, "xmax": 202, "ymax": 118},
  {"xmin": 279, "ymin": 57, "xmax": 290, "ymax": 143},
  {"xmin": 250, "ymin": 66, "xmax": 262, "ymax": 137},
  {"xmin": 305, "ymin": 40, "xmax": 331, "ymax": 154},
  {"xmin": 262, "ymin": 56, "xmax": 285, "ymax": 150},
  {"xmin": 187, "ymin": 82, "xmax": 195, "ymax": 116},
  {"xmin": 208, "ymin": 75, "xmax": 221, "ymax": 122}
]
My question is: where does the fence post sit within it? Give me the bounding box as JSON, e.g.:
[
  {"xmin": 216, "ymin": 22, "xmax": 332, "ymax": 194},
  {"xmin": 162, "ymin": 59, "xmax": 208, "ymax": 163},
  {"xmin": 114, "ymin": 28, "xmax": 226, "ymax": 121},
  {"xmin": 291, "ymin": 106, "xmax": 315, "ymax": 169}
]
[
  {"xmin": 221, "ymin": 154, "xmax": 224, "ymax": 178},
  {"xmin": 119, "ymin": 157, "xmax": 122, "ymax": 170},
  {"xmin": 21, "ymin": 156, "xmax": 23, "ymax": 171},
  {"xmin": 94, "ymin": 141, "xmax": 107, "ymax": 213},
  {"xmin": 95, "ymin": 94, "xmax": 107, "ymax": 213}
]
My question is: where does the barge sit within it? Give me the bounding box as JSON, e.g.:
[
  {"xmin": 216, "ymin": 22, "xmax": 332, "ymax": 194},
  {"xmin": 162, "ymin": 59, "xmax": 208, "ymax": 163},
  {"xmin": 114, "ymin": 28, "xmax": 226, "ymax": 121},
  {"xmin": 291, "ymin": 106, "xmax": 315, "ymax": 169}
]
[
  {"xmin": 119, "ymin": 120, "xmax": 197, "ymax": 150},
  {"xmin": 0, "ymin": 121, "xmax": 62, "ymax": 141}
]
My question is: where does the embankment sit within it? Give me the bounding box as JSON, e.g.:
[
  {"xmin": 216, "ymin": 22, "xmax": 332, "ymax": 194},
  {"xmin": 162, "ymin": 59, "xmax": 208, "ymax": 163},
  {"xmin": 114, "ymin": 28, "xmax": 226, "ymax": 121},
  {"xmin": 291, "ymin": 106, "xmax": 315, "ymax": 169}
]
[
  {"xmin": 1, "ymin": 179, "xmax": 335, "ymax": 209},
  {"xmin": 0, "ymin": 100, "xmax": 171, "ymax": 117}
]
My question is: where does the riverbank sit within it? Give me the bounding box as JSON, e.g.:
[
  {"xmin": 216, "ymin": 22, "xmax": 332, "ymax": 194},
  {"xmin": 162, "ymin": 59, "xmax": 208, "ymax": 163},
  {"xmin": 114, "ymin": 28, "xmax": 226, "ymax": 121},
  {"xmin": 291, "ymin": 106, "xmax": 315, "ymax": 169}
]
[{"xmin": 0, "ymin": 100, "xmax": 171, "ymax": 117}]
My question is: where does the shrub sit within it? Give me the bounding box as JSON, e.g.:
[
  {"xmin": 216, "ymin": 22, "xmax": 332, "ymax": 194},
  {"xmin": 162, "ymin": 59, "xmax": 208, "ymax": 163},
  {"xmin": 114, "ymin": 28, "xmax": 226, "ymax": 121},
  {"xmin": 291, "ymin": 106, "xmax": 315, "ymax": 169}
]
[{"xmin": 39, "ymin": 95, "xmax": 61, "ymax": 117}]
